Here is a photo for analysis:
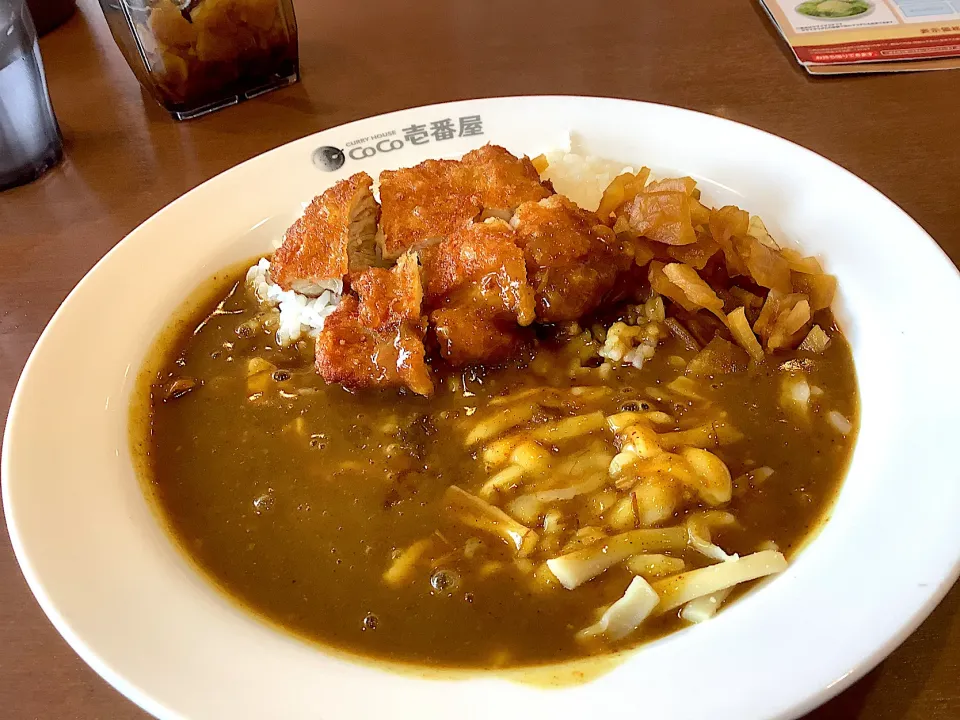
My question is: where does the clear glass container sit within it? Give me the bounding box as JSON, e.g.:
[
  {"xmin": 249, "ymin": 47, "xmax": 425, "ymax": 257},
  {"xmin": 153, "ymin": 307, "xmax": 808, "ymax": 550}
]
[
  {"xmin": 0, "ymin": 0, "xmax": 64, "ymax": 191},
  {"xmin": 99, "ymin": 0, "xmax": 299, "ymax": 120}
]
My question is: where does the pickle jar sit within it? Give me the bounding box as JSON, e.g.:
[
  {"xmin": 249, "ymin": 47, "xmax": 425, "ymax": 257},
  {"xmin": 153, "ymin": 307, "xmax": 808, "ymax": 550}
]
[{"xmin": 99, "ymin": 0, "xmax": 299, "ymax": 120}]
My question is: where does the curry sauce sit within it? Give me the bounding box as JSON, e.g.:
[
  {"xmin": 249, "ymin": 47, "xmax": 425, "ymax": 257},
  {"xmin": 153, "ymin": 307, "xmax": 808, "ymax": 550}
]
[{"xmin": 135, "ymin": 266, "xmax": 858, "ymax": 668}]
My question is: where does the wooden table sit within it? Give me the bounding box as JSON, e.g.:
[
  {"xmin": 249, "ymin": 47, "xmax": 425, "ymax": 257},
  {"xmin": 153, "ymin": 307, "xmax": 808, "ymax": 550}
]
[{"xmin": 2, "ymin": 0, "xmax": 959, "ymax": 717}]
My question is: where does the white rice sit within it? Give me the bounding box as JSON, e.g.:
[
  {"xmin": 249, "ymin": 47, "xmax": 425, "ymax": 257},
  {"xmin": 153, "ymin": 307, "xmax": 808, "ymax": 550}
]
[
  {"xmin": 246, "ymin": 151, "xmax": 633, "ymax": 346},
  {"xmin": 540, "ymin": 151, "xmax": 635, "ymax": 212},
  {"xmin": 245, "ymin": 258, "xmax": 341, "ymax": 346}
]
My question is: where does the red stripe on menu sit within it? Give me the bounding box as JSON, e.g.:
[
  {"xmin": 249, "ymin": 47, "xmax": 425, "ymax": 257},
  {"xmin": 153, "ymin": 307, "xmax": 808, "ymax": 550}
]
[{"xmin": 795, "ymin": 33, "xmax": 960, "ymax": 64}]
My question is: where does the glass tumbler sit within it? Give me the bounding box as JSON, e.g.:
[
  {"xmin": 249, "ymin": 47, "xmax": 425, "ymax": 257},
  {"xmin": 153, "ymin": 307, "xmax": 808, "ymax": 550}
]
[
  {"xmin": 99, "ymin": 0, "xmax": 299, "ymax": 120},
  {"xmin": 0, "ymin": 0, "xmax": 63, "ymax": 191}
]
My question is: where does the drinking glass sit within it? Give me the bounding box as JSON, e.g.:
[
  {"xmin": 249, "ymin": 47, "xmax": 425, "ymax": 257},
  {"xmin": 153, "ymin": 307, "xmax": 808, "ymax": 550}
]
[{"xmin": 0, "ymin": 0, "xmax": 63, "ymax": 191}]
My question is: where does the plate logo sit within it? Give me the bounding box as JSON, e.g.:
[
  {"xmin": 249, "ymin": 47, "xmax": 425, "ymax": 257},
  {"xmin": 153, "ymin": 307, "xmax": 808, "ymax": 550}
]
[
  {"xmin": 312, "ymin": 146, "xmax": 346, "ymax": 172},
  {"xmin": 312, "ymin": 115, "xmax": 484, "ymax": 171}
]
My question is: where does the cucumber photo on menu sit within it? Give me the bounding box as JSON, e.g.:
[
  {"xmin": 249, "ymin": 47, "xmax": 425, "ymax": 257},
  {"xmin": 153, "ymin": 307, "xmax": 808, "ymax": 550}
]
[{"xmin": 796, "ymin": 0, "xmax": 871, "ymax": 18}]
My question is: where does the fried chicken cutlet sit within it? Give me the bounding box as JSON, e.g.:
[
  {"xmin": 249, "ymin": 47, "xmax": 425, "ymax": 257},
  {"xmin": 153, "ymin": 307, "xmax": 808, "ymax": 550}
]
[
  {"xmin": 377, "ymin": 145, "xmax": 551, "ymax": 261},
  {"xmin": 315, "ymin": 251, "xmax": 434, "ymax": 397},
  {"xmin": 270, "ymin": 172, "xmax": 380, "ymax": 295},
  {"xmin": 511, "ymin": 195, "xmax": 629, "ymax": 323},
  {"xmin": 419, "ymin": 219, "xmax": 536, "ymax": 365}
]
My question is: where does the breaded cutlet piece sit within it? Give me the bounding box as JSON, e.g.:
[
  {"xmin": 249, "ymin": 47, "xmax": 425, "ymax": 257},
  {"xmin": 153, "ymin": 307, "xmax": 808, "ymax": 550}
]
[
  {"xmin": 461, "ymin": 144, "xmax": 551, "ymax": 220},
  {"xmin": 315, "ymin": 298, "xmax": 433, "ymax": 397},
  {"xmin": 377, "ymin": 145, "xmax": 551, "ymax": 260},
  {"xmin": 429, "ymin": 303, "xmax": 531, "ymax": 367},
  {"xmin": 377, "ymin": 159, "xmax": 482, "ymax": 262},
  {"xmin": 315, "ymin": 252, "xmax": 434, "ymax": 397},
  {"xmin": 420, "ymin": 218, "xmax": 535, "ymax": 324},
  {"xmin": 419, "ymin": 219, "xmax": 535, "ymax": 366},
  {"xmin": 351, "ymin": 250, "xmax": 424, "ymax": 329},
  {"xmin": 270, "ymin": 172, "xmax": 380, "ymax": 295},
  {"xmin": 511, "ymin": 195, "xmax": 629, "ymax": 323}
]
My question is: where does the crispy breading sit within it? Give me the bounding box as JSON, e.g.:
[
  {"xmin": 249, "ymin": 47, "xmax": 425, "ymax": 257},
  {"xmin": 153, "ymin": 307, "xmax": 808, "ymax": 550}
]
[
  {"xmin": 378, "ymin": 144, "xmax": 551, "ymax": 260},
  {"xmin": 419, "ymin": 219, "xmax": 535, "ymax": 366},
  {"xmin": 420, "ymin": 219, "xmax": 535, "ymax": 324},
  {"xmin": 461, "ymin": 144, "xmax": 551, "ymax": 218},
  {"xmin": 315, "ymin": 297, "xmax": 433, "ymax": 397},
  {"xmin": 315, "ymin": 252, "xmax": 433, "ymax": 397},
  {"xmin": 351, "ymin": 251, "xmax": 423, "ymax": 329},
  {"xmin": 511, "ymin": 195, "xmax": 628, "ymax": 323},
  {"xmin": 378, "ymin": 159, "xmax": 482, "ymax": 261},
  {"xmin": 431, "ymin": 300, "xmax": 530, "ymax": 366},
  {"xmin": 271, "ymin": 172, "xmax": 379, "ymax": 295}
]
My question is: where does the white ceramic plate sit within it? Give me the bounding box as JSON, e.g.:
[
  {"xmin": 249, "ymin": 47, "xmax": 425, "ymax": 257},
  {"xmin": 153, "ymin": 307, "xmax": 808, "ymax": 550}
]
[{"xmin": 5, "ymin": 97, "xmax": 960, "ymax": 720}]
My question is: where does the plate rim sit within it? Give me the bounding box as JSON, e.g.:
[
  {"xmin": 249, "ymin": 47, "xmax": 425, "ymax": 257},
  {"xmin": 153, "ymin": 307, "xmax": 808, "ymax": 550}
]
[{"xmin": 4, "ymin": 94, "xmax": 960, "ymax": 720}]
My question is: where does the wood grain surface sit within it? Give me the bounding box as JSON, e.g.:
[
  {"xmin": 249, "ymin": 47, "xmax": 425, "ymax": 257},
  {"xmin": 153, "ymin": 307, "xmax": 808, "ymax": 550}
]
[{"xmin": 1, "ymin": 1, "xmax": 958, "ymax": 717}]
